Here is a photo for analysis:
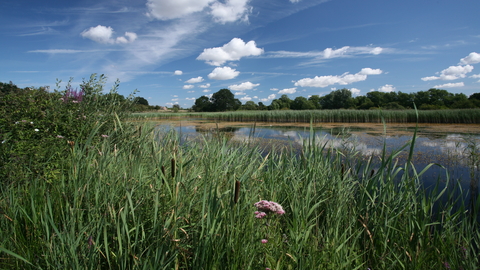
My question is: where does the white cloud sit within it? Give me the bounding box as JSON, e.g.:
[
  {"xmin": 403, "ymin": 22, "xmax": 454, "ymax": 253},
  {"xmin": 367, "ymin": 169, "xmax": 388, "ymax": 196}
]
[
  {"xmin": 146, "ymin": 0, "xmax": 215, "ymax": 20},
  {"xmin": 259, "ymin": 94, "xmax": 276, "ymax": 102},
  {"xmin": 470, "ymin": 74, "xmax": 480, "ymax": 78},
  {"xmin": 378, "ymin": 84, "xmax": 396, "ymax": 93},
  {"xmin": 358, "ymin": 68, "xmax": 383, "ymax": 75},
  {"xmin": 290, "ymin": 0, "xmax": 301, "ymax": 2},
  {"xmin": 240, "ymin": 96, "xmax": 252, "ymax": 102},
  {"xmin": 174, "ymin": 70, "xmax": 183, "ymax": 75},
  {"xmin": 81, "ymin": 25, "xmax": 137, "ymax": 44},
  {"xmin": 202, "ymin": 89, "xmax": 211, "ymax": 92},
  {"xmin": 421, "ymin": 65, "xmax": 474, "ymax": 81},
  {"xmin": 187, "ymin": 90, "xmax": 195, "ymax": 93},
  {"xmin": 210, "ymin": 0, "xmax": 252, "ymax": 24},
  {"xmin": 197, "ymin": 38, "xmax": 264, "ymax": 66},
  {"xmin": 116, "ymin": 32, "xmax": 137, "ymax": 44},
  {"xmin": 350, "ymin": 88, "xmax": 361, "ymax": 96},
  {"xmin": 199, "ymin": 83, "xmax": 211, "ymax": 88},
  {"xmin": 235, "ymin": 91, "xmax": 246, "ymax": 95},
  {"xmin": 278, "ymin": 87, "xmax": 297, "ymax": 94},
  {"xmin": 294, "ymin": 68, "xmax": 383, "ymax": 88},
  {"xmin": 459, "ymin": 52, "xmax": 480, "ymax": 65},
  {"xmin": 433, "ymin": 82, "xmax": 465, "ymax": 88},
  {"xmin": 270, "ymin": 88, "xmax": 278, "ymax": 91},
  {"xmin": 81, "ymin": 25, "xmax": 114, "ymax": 44},
  {"xmin": 183, "ymin": 85, "xmax": 194, "ymax": 89},
  {"xmin": 229, "ymin": 81, "xmax": 259, "ymax": 91},
  {"xmin": 208, "ymin": 66, "xmax": 240, "ymax": 80},
  {"xmin": 268, "ymin": 46, "xmax": 385, "ymax": 63},
  {"xmin": 185, "ymin": 76, "xmax": 204, "ymax": 83},
  {"xmin": 186, "ymin": 97, "xmax": 196, "ymax": 100}
]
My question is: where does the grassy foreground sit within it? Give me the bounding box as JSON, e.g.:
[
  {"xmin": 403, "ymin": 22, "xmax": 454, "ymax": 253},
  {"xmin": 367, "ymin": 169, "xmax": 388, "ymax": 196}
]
[{"xmin": 1, "ymin": 122, "xmax": 479, "ymax": 269}]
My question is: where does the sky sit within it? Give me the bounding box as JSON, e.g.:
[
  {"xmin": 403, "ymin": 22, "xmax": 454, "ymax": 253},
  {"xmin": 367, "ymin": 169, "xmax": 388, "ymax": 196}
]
[{"xmin": 1, "ymin": 0, "xmax": 480, "ymax": 107}]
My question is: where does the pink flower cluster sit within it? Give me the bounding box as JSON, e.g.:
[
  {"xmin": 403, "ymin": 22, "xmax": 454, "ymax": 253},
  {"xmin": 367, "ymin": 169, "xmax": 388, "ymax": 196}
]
[{"xmin": 254, "ymin": 200, "xmax": 285, "ymax": 219}]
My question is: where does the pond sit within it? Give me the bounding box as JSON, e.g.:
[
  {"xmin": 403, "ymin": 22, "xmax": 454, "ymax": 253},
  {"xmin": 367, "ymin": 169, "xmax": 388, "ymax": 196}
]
[{"xmin": 154, "ymin": 119, "xmax": 480, "ymax": 199}]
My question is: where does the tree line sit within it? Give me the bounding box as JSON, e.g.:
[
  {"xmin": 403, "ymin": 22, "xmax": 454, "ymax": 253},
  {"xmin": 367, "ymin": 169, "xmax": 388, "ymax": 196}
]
[{"xmin": 193, "ymin": 88, "xmax": 480, "ymax": 112}]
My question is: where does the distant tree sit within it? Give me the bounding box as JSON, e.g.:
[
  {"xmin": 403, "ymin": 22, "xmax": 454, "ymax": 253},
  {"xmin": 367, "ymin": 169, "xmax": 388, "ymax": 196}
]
[
  {"xmin": 469, "ymin": 92, "xmax": 480, "ymax": 101},
  {"xmin": 242, "ymin": 100, "xmax": 258, "ymax": 110},
  {"xmin": 210, "ymin": 89, "xmax": 240, "ymax": 111},
  {"xmin": 134, "ymin": 96, "xmax": 149, "ymax": 106},
  {"xmin": 322, "ymin": 89, "xmax": 354, "ymax": 109},
  {"xmin": 308, "ymin": 95, "xmax": 322, "ymax": 109},
  {"xmin": 172, "ymin": 104, "xmax": 181, "ymax": 112},
  {"xmin": 354, "ymin": 96, "xmax": 375, "ymax": 110},
  {"xmin": 258, "ymin": 102, "xmax": 267, "ymax": 110},
  {"xmin": 192, "ymin": 96, "xmax": 212, "ymax": 112},
  {"xmin": 291, "ymin": 96, "xmax": 315, "ymax": 110}
]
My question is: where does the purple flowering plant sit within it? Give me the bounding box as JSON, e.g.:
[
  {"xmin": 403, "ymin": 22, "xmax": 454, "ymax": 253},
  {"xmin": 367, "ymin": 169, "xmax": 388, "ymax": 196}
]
[{"xmin": 254, "ymin": 200, "xmax": 285, "ymax": 269}]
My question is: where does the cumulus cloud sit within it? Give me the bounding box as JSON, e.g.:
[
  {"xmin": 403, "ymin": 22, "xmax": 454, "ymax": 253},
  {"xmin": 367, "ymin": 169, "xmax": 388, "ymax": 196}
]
[
  {"xmin": 199, "ymin": 83, "xmax": 211, "ymax": 88},
  {"xmin": 378, "ymin": 84, "xmax": 396, "ymax": 93},
  {"xmin": 81, "ymin": 25, "xmax": 137, "ymax": 44},
  {"xmin": 185, "ymin": 76, "xmax": 204, "ymax": 83},
  {"xmin": 278, "ymin": 87, "xmax": 297, "ymax": 94},
  {"xmin": 294, "ymin": 68, "xmax": 383, "ymax": 88},
  {"xmin": 210, "ymin": 0, "xmax": 252, "ymax": 23},
  {"xmin": 259, "ymin": 94, "xmax": 276, "ymax": 102},
  {"xmin": 174, "ymin": 70, "xmax": 183, "ymax": 75},
  {"xmin": 146, "ymin": 0, "xmax": 215, "ymax": 20},
  {"xmin": 202, "ymin": 89, "xmax": 211, "ymax": 92},
  {"xmin": 433, "ymin": 82, "xmax": 465, "ymax": 88},
  {"xmin": 421, "ymin": 65, "xmax": 474, "ymax": 81},
  {"xmin": 235, "ymin": 91, "xmax": 246, "ymax": 95},
  {"xmin": 183, "ymin": 85, "xmax": 195, "ymax": 89},
  {"xmin": 350, "ymin": 88, "xmax": 361, "ymax": 96},
  {"xmin": 208, "ymin": 66, "xmax": 240, "ymax": 80},
  {"xmin": 459, "ymin": 52, "xmax": 480, "ymax": 65},
  {"xmin": 197, "ymin": 38, "xmax": 264, "ymax": 66},
  {"xmin": 240, "ymin": 96, "xmax": 252, "ymax": 102},
  {"xmin": 229, "ymin": 81, "xmax": 259, "ymax": 91}
]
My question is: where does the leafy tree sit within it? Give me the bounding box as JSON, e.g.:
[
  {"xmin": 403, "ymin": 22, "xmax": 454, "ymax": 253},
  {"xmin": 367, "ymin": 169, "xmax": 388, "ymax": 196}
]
[
  {"xmin": 134, "ymin": 96, "xmax": 149, "ymax": 106},
  {"xmin": 210, "ymin": 89, "xmax": 240, "ymax": 111},
  {"xmin": 308, "ymin": 95, "xmax": 323, "ymax": 109},
  {"xmin": 291, "ymin": 96, "xmax": 315, "ymax": 110},
  {"xmin": 193, "ymin": 96, "xmax": 212, "ymax": 112},
  {"xmin": 354, "ymin": 96, "xmax": 374, "ymax": 110},
  {"xmin": 258, "ymin": 102, "xmax": 267, "ymax": 110},
  {"xmin": 242, "ymin": 101, "xmax": 258, "ymax": 110},
  {"xmin": 322, "ymin": 89, "xmax": 354, "ymax": 109}
]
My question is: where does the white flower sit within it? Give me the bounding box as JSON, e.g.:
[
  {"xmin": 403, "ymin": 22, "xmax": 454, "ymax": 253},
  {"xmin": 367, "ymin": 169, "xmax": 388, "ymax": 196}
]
[{"xmin": 34, "ymin": 129, "xmax": 39, "ymax": 132}]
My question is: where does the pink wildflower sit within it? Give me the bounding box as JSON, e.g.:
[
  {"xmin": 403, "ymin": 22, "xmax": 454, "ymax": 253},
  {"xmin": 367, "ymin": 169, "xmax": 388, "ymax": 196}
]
[
  {"xmin": 254, "ymin": 200, "xmax": 285, "ymax": 215},
  {"xmin": 101, "ymin": 134, "xmax": 109, "ymax": 138},
  {"xmin": 255, "ymin": 211, "xmax": 267, "ymax": 219},
  {"xmin": 261, "ymin": 239, "xmax": 268, "ymax": 244}
]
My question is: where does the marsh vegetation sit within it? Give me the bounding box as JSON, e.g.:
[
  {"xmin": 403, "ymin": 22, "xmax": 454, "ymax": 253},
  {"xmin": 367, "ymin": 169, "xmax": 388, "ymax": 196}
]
[{"xmin": 1, "ymin": 78, "xmax": 480, "ymax": 269}]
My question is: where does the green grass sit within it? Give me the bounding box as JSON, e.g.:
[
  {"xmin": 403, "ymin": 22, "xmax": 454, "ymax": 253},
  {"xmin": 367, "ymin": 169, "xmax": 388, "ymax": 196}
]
[
  {"xmin": 1, "ymin": 123, "xmax": 479, "ymax": 269},
  {"xmin": 131, "ymin": 109, "xmax": 480, "ymax": 124}
]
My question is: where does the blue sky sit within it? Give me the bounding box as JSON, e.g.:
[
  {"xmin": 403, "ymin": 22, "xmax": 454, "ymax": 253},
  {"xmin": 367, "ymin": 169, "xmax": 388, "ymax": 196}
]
[{"xmin": 1, "ymin": 0, "xmax": 479, "ymax": 107}]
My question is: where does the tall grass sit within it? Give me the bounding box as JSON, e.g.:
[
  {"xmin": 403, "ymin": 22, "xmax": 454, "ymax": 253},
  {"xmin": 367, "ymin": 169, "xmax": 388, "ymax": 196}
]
[
  {"xmin": 131, "ymin": 109, "xmax": 480, "ymax": 124},
  {"xmin": 1, "ymin": 121, "xmax": 479, "ymax": 269}
]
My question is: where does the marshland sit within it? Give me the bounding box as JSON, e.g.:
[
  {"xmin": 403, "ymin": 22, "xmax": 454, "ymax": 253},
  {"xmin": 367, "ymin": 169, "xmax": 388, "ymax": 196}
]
[{"xmin": 1, "ymin": 77, "xmax": 480, "ymax": 269}]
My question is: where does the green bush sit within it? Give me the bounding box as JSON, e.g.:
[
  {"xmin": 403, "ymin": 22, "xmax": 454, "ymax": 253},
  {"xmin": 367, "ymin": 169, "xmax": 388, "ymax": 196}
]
[{"xmin": 0, "ymin": 74, "xmax": 135, "ymax": 183}]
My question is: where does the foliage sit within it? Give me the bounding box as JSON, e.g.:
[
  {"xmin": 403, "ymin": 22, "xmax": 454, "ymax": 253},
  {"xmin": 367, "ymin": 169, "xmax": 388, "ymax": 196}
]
[
  {"xmin": 0, "ymin": 74, "xmax": 135, "ymax": 183},
  {"xmin": 193, "ymin": 89, "xmax": 241, "ymax": 112}
]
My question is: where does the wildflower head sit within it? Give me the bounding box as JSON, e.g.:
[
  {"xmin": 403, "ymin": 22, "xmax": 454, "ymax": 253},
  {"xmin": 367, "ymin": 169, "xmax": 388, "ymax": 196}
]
[
  {"xmin": 101, "ymin": 134, "xmax": 109, "ymax": 138},
  {"xmin": 261, "ymin": 239, "xmax": 268, "ymax": 244},
  {"xmin": 255, "ymin": 211, "xmax": 267, "ymax": 219},
  {"xmin": 254, "ymin": 200, "xmax": 285, "ymax": 216},
  {"xmin": 63, "ymin": 87, "xmax": 84, "ymax": 103}
]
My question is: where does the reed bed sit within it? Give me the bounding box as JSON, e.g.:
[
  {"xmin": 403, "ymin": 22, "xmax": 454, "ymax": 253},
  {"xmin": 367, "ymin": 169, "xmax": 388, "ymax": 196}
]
[
  {"xmin": 131, "ymin": 109, "xmax": 480, "ymax": 124},
  {"xmin": 1, "ymin": 123, "xmax": 479, "ymax": 269}
]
